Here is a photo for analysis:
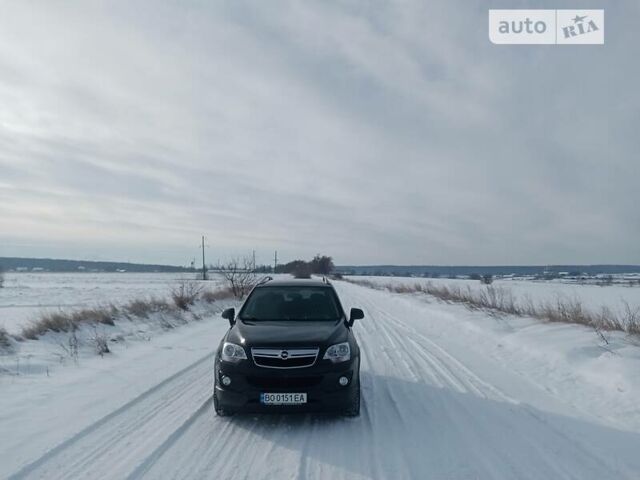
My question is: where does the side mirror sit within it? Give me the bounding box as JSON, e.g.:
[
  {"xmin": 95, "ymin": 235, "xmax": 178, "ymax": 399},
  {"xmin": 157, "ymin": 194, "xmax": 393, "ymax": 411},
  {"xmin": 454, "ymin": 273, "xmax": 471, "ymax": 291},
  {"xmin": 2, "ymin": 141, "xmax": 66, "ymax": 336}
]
[
  {"xmin": 348, "ymin": 308, "xmax": 364, "ymax": 327},
  {"xmin": 221, "ymin": 308, "xmax": 235, "ymax": 326}
]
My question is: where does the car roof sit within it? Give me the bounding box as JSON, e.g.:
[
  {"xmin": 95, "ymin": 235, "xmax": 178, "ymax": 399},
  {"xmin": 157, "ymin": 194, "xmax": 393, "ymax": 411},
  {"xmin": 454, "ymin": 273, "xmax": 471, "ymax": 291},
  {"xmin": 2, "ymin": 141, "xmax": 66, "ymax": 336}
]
[{"xmin": 255, "ymin": 277, "xmax": 331, "ymax": 288}]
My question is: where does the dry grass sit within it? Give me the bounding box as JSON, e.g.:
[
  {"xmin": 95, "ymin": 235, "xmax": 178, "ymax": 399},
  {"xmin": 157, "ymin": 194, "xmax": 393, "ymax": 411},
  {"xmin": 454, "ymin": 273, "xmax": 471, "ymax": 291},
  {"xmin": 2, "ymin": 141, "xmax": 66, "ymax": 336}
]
[
  {"xmin": 21, "ymin": 306, "xmax": 116, "ymax": 340},
  {"xmin": 171, "ymin": 281, "xmax": 203, "ymax": 311},
  {"xmin": 345, "ymin": 278, "xmax": 640, "ymax": 336},
  {"xmin": 90, "ymin": 325, "xmax": 110, "ymax": 356},
  {"xmin": 22, "ymin": 312, "xmax": 71, "ymax": 339},
  {"xmin": 124, "ymin": 299, "xmax": 154, "ymax": 317},
  {"xmin": 622, "ymin": 301, "xmax": 640, "ymax": 335},
  {"xmin": 201, "ymin": 287, "xmax": 235, "ymax": 303},
  {"xmin": 124, "ymin": 298, "xmax": 174, "ymax": 318},
  {"xmin": 19, "ymin": 283, "xmax": 235, "ymax": 341},
  {"xmin": 72, "ymin": 307, "xmax": 116, "ymax": 326},
  {"xmin": 17, "ymin": 280, "xmax": 235, "ymax": 342}
]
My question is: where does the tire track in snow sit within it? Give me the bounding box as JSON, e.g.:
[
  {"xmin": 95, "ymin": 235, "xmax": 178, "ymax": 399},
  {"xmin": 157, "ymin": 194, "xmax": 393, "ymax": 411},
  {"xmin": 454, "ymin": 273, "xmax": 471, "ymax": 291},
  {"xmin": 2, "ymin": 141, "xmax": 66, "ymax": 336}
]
[
  {"xmin": 349, "ymin": 285, "xmax": 514, "ymax": 403},
  {"xmin": 125, "ymin": 397, "xmax": 213, "ymax": 480},
  {"xmin": 336, "ymin": 282, "xmax": 639, "ymax": 480},
  {"xmin": 8, "ymin": 352, "xmax": 215, "ymax": 480}
]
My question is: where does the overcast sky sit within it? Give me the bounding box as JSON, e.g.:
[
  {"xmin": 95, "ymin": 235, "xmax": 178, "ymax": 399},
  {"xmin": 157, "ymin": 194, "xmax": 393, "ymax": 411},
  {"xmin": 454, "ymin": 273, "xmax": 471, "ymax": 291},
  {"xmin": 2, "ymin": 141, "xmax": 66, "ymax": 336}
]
[{"xmin": 0, "ymin": 1, "xmax": 638, "ymax": 266}]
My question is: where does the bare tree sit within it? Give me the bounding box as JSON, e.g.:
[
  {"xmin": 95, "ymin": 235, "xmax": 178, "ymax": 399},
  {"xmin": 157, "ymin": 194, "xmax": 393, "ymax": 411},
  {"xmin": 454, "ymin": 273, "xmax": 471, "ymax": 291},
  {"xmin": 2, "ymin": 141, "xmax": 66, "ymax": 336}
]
[
  {"xmin": 310, "ymin": 255, "xmax": 334, "ymax": 275},
  {"xmin": 481, "ymin": 274, "xmax": 494, "ymax": 285},
  {"xmin": 293, "ymin": 263, "xmax": 312, "ymax": 279},
  {"xmin": 220, "ymin": 257, "xmax": 257, "ymax": 299}
]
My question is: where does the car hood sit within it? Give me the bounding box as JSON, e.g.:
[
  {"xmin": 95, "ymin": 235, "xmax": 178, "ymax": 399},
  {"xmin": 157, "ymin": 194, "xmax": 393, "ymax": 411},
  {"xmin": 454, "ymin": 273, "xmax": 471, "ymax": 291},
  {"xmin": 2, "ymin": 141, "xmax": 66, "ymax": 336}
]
[{"xmin": 227, "ymin": 320, "xmax": 347, "ymax": 348}]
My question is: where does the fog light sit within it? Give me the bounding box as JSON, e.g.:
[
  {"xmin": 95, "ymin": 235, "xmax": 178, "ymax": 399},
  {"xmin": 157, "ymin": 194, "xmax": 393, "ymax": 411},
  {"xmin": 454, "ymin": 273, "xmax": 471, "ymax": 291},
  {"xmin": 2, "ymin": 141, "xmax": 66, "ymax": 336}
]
[
  {"xmin": 339, "ymin": 376, "xmax": 349, "ymax": 386},
  {"xmin": 221, "ymin": 375, "xmax": 231, "ymax": 386}
]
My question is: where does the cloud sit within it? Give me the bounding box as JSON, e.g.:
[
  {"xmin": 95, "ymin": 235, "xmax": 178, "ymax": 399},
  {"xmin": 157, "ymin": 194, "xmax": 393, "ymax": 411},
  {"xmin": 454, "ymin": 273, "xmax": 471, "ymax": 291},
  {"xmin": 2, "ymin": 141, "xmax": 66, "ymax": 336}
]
[{"xmin": 0, "ymin": 1, "xmax": 638, "ymax": 265}]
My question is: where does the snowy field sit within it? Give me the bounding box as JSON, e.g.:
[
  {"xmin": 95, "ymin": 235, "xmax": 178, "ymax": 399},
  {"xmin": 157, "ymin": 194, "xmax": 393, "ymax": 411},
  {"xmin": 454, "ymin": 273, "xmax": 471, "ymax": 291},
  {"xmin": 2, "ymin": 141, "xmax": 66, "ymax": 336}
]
[
  {"xmin": 1, "ymin": 278, "xmax": 640, "ymax": 479},
  {"xmin": 354, "ymin": 275, "xmax": 640, "ymax": 318},
  {"xmin": 0, "ymin": 272, "xmax": 224, "ymax": 334},
  {"xmin": 3, "ymin": 273, "xmax": 639, "ymax": 336}
]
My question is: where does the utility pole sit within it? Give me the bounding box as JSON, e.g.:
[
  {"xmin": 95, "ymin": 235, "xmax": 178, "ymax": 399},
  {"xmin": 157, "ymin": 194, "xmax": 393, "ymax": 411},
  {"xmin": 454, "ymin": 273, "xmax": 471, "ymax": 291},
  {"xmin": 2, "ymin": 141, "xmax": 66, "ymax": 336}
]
[
  {"xmin": 252, "ymin": 250, "xmax": 256, "ymax": 271},
  {"xmin": 274, "ymin": 250, "xmax": 278, "ymax": 273},
  {"xmin": 201, "ymin": 236, "xmax": 207, "ymax": 280}
]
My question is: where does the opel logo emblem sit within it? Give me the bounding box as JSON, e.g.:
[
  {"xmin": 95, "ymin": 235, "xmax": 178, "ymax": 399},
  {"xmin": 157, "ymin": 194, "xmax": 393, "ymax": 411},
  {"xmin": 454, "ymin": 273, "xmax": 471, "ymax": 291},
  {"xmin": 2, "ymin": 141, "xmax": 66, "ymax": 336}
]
[{"xmin": 280, "ymin": 350, "xmax": 289, "ymax": 359}]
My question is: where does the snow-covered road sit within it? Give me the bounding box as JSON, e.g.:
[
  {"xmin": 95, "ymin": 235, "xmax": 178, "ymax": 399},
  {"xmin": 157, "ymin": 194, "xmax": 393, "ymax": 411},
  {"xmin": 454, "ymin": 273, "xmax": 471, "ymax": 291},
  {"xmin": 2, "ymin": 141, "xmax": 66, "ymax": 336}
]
[{"xmin": 6, "ymin": 281, "xmax": 640, "ymax": 479}]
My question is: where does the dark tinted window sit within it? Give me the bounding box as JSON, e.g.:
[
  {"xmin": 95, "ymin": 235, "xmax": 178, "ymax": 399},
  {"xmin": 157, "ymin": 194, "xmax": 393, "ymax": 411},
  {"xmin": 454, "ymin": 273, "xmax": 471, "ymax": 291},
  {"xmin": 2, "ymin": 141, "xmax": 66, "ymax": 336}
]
[{"xmin": 240, "ymin": 286, "xmax": 342, "ymax": 321}]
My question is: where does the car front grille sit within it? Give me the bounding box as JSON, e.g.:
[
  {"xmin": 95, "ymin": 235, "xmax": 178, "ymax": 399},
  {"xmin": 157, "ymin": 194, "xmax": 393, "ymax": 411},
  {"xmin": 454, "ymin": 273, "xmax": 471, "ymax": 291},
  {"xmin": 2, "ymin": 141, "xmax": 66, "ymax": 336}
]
[
  {"xmin": 251, "ymin": 347, "xmax": 319, "ymax": 369},
  {"xmin": 246, "ymin": 375, "xmax": 322, "ymax": 389}
]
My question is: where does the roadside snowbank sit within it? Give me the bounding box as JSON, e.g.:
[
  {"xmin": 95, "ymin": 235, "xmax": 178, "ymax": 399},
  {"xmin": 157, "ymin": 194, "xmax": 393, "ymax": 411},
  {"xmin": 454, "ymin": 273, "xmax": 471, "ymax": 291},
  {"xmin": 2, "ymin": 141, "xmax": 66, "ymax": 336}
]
[
  {"xmin": 339, "ymin": 280, "xmax": 640, "ymax": 432},
  {"xmin": 355, "ymin": 275, "xmax": 640, "ymax": 319},
  {"xmin": 0, "ymin": 316, "xmax": 233, "ymax": 476},
  {"xmin": 0, "ymin": 272, "xmax": 226, "ymax": 334},
  {"xmin": 0, "ymin": 295, "xmax": 232, "ymax": 375}
]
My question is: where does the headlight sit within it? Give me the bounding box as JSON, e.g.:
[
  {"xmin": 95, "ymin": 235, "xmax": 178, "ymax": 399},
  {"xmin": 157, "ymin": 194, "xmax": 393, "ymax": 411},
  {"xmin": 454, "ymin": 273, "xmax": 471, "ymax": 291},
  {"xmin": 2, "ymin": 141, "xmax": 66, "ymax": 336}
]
[
  {"xmin": 221, "ymin": 342, "xmax": 247, "ymax": 363},
  {"xmin": 323, "ymin": 342, "xmax": 351, "ymax": 363}
]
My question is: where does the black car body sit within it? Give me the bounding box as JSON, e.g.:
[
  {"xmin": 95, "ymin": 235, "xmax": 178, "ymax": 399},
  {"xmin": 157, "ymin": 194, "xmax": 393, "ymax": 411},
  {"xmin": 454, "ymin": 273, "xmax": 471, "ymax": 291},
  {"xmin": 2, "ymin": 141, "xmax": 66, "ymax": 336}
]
[{"xmin": 213, "ymin": 278, "xmax": 363, "ymax": 416}]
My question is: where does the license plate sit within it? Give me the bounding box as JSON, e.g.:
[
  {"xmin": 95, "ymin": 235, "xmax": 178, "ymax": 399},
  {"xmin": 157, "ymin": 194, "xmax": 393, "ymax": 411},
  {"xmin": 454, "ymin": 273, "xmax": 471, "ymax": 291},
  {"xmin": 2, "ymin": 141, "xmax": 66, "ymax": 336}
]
[{"xmin": 260, "ymin": 392, "xmax": 307, "ymax": 405}]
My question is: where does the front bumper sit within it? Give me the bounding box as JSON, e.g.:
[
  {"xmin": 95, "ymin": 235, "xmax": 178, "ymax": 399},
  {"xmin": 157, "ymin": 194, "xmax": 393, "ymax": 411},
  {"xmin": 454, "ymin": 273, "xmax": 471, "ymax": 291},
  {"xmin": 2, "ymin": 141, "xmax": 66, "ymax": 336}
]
[{"xmin": 215, "ymin": 357, "xmax": 359, "ymax": 413}]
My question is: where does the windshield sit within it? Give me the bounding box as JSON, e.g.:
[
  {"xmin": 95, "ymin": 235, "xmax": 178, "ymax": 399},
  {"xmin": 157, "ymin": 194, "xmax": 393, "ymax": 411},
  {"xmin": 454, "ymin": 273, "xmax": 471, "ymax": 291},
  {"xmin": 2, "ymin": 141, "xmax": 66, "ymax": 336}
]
[{"xmin": 239, "ymin": 286, "xmax": 342, "ymax": 321}]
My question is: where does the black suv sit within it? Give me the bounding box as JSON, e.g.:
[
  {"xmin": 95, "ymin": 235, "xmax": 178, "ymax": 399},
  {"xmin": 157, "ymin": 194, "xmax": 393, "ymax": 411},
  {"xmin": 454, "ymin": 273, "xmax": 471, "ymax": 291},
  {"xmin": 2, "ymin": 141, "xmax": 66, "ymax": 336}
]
[{"xmin": 213, "ymin": 278, "xmax": 364, "ymax": 416}]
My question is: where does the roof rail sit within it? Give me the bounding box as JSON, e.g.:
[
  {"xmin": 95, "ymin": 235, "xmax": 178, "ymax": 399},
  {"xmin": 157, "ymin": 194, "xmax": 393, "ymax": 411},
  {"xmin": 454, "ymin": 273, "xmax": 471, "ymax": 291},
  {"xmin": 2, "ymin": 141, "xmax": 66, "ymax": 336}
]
[{"xmin": 256, "ymin": 276, "xmax": 273, "ymax": 286}]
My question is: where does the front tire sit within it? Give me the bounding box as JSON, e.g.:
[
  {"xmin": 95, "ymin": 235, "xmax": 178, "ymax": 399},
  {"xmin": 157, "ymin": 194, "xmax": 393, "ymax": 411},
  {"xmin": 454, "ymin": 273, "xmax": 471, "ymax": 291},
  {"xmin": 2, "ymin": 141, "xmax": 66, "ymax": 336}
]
[
  {"xmin": 213, "ymin": 392, "xmax": 233, "ymax": 417},
  {"xmin": 343, "ymin": 383, "xmax": 361, "ymax": 417}
]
